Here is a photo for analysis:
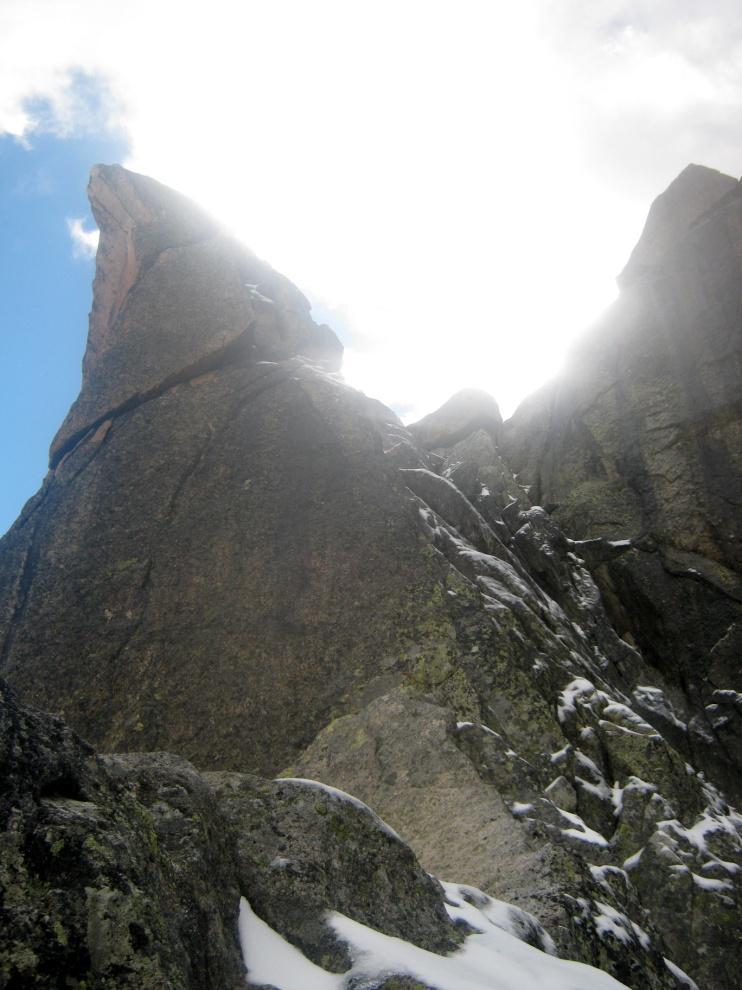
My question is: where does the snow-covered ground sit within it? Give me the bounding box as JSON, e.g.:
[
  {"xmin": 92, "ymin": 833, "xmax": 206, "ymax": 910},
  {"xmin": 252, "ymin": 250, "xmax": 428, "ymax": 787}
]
[{"xmin": 238, "ymin": 882, "xmax": 632, "ymax": 990}]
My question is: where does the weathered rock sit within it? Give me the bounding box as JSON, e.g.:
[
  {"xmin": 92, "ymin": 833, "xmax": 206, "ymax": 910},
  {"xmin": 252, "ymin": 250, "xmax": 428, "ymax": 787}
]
[
  {"xmin": 503, "ymin": 164, "xmax": 742, "ymax": 802},
  {"xmin": 0, "ymin": 168, "xmax": 454, "ymax": 773},
  {"xmin": 618, "ymin": 164, "xmax": 738, "ymax": 288},
  {"xmin": 439, "ymin": 429, "xmax": 529, "ymax": 519},
  {"xmin": 2, "ymin": 164, "xmax": 741, "ymax": 989},
  {"xmin": 1, "ymin": 681, "xmax": 636, "ymax": 990},
  {"xmin": 2, "ymin": 356, "xmax": 460, "ymax": 774},
  {"xmin": 292, "ymin": 464, "xmax": 737, "ymax": 988},
  {"xmin": 206, "ymin": 772, "xmax": 461, "ymax": 970},
  {"xmin": 292, "ymin": 678, "xmax": 697, "ymax": 989},
  {"xmin": 408, "ymin": 389, "xmax": 502, "ymax": 451},
  {"xmin": 296, "ymin": 378, "xmax": 739, "ymax": 988},
  {"xmin": 51, "ymin": 165, "xmax": 342, "ymax": 467},
  {"xmin": 0, "ymin": 679, "xmax": 245, "ymax": 989}
]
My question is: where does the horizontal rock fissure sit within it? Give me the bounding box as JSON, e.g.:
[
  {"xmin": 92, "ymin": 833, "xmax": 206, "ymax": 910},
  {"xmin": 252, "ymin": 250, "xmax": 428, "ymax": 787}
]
[{"xmin": 51, "ymin": 321, "xmax": 267, "ymax": 470}]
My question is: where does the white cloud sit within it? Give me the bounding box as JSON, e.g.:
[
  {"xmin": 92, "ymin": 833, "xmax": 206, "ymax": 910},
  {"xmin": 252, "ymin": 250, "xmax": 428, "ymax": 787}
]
[
  {"xmin": 66, "ymin": 217, "xmax": 99, "ymax": 259},
  {"xmin": 2, "ymin": 1, "xmax": 741, "ymax": 419}
]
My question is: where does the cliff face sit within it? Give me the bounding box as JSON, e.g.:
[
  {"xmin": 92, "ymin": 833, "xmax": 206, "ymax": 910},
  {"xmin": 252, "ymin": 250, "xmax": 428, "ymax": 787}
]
[
  {"xmin": 1, "ymin": 165, "xmax": 741, "ymax": 990},
  {"xmin": 503, "ymin": 164, "xmax": 742, "ymax": 802},
  {"xmin": 0, "ymin": 165, "xmax": 447, "ymax": 773}
]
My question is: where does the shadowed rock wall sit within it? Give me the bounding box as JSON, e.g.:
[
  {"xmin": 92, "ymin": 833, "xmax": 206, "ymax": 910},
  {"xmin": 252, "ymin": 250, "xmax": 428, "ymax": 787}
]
[{"xmin": 503, "ymin": 164, "xmax": 742, "ymax": 800}]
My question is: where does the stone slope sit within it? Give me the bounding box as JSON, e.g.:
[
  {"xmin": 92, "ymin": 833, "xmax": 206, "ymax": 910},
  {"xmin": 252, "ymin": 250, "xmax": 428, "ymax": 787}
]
[
  {"xmin": 502, "ymin": 164, "xmax": 742, "ymax": 803},
  {"xmin": 294, "ymin": 420, "xmax": 741, "ymax": 990},
  {"xmin": 1, "ymin": 164, "xmax": 741, "ymax": 989}
]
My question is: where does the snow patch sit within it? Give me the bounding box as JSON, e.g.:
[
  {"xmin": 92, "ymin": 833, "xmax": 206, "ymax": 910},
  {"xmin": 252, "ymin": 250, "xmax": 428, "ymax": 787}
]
[
  {"xmin": 593, "ymin": 901, "xmax": 651, "ymax": 951},
  {"xmin": 700, "ymin": 858, "xmax": 739, "ymax": 876},
  {"xmin": 573, "ymin": 750, "xmax": 612, "ymax": 803},
  {"xmin": 557, "ymin": 678, "xmax": 596, "ymax": 724},
  {"xmin": 633, "ymin": 685, "xmax": 687, "ymax": 732},
  {"xmin": 557, "ymin": 808, "xmax": 609, "ymax": 848},
  {"xmin": 442, "ymin": 881, "xmax": 557, "ymax": 956},
  {"xmin": 690, "ymin": 872, "xmax": 733, "ymax": 893},
  {"xmin": 237, "ymin": 889, "xmax": 631, "ymax": 990},
  {"xmin": 663, "ymin": 956, "xmax": 699, "ymax": 990},
  {"xmin": 239, "ymin": 897, "xmax": 343, "ymax": 989},
  {"xmin": 623, "ymin": 849, "xmax": 644, "ymax": 871},
  {"xmin": 457, "ymin": 721, "xmax": 501, "ymax": 739},
  {"xmin": 712, "ymin": 689, "xmax": 742, "ymax": 704},
  {"xmin": 600, "ymin": 702, "xmax": 659, "ymax": 737},
  {"xmin": 550, "ymin": 743, "xmax": 571, "ymax": 765},
  {"xmin": 589, "ymin": 864, "xmax": 628, "ymax": 893},
  {"xmin": 575, "ymin": 775, "xmax": 612, "ymax": 802}
]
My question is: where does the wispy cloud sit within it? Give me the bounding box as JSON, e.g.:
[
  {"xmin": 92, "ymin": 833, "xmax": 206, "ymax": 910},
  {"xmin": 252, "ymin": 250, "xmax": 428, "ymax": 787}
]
[{"xmin": 66, "ymin": 217, "xmax": 99, "ymax": 260}]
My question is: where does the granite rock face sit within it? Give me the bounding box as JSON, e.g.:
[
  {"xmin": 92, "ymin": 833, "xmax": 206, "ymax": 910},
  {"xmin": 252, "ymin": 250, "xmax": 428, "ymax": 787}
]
[
  {"xmin": 51, "ymin": 165, "xmax": 342, "ymax": 466},
  {"xmin": 0, "ymin": 679, "xmax": 245, "ymax": 988},
  {"xmin": 503, "ymin": 164, "xmax": 742, "ymax": 802},
  {"xmin": 293, "ymin": 430, "xmax": 741, "ymax": 989},
  {"xmin": 0, "ymin": 166, "xmax": 449, "ymax": 774},
  {"xmin": 1, "ymin": 164, "xmax": 741, "ymax": 989}
]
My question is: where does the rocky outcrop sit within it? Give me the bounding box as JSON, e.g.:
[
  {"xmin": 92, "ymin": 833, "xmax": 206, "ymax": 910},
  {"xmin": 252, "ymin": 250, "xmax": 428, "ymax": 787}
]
[
  {"xmin": 0, "ymin": 166, "xmax": 451, "ymax": 774},
  {"xmin": 293, "ymin": 421, "xmax": 741, "ymax": 990},
  {"xmin": 1, "ymin": 164, "xmax": 741, "ymax": 989},
  {"xmin": 1, "ymin": 680, "xmax": 636, "ymax": 990},
  {"xmin": 407, "ymin": 389, "xmax": 502, "ymax": 451},
  {"xmin": 51, "ymin": 165, "xmax": 342, "ymax": 467},
  {"xmin": 0, "ymin": 679, "xmax": 245, "ymax": 988},
  {"xmin": 502, "ymin": 164, "xmax": 742, "ymax": 803},
  {"xmin": 617, "ymin": 164, "xmax": 738, "ymax": 288}
]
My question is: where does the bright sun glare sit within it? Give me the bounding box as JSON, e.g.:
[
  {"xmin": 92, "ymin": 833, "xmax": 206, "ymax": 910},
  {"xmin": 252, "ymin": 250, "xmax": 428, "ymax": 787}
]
[{"xmin": 2, "ymin": 0, "xmax": 742, "ymax": 420}]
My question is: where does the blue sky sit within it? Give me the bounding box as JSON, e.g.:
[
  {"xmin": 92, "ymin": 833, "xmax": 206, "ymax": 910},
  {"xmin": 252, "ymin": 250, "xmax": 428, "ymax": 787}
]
[{"xmin": 0, "ymin": 127, "xmax": 128, "ymax": 535}]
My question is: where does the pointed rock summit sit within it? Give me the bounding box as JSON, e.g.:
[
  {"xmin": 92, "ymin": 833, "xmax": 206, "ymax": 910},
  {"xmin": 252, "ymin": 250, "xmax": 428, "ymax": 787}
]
[
  {"xmin": 618, "ymin": 163, "xmax": 739, "ymax": 287},
  {"xmin": 1, "ymin": 166, "xmax": 450, "ymax": 775},
  {"xmin": 504, "ymin": 164, "xmax": 742, "ymax": 800},
  {"xmin": 51, "ymin": 164, "xmax": 342, "ymax": 466},
  {"xmin": 409, "ymin": 388, "xmax": 502, "ymax": 450}
]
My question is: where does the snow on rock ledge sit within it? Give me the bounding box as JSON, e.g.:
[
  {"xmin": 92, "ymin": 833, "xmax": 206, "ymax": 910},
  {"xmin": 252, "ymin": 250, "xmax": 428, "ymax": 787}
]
[{"xmin": 239, "ymin": 889, "xmax": 633, "ymax": 990}]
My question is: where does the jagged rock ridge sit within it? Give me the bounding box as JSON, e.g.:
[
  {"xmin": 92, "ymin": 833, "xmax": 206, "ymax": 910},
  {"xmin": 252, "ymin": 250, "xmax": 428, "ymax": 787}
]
[
  {"xmin": 1, "ymin": 164, "xmax": 741, "ymax": 989},
  {"xmin": 503, "ymin": 163, "xmax": 742, "ymax": 803}
]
